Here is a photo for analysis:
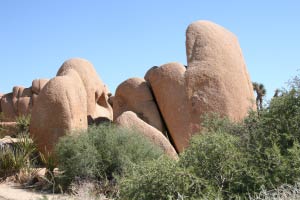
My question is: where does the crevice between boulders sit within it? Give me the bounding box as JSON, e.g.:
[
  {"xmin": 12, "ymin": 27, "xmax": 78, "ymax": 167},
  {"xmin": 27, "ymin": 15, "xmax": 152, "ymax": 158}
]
[{"xmin": 145, "ymin": 80, "xmax": 179, "ymax": 154}]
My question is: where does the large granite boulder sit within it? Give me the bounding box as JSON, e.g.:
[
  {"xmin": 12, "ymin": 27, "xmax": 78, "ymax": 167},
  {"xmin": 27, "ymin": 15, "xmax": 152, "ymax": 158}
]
[
  {"xmin": 145, "ymin": 21, "xmax": 255, "ymax": 152},
  {"xmin": 57, "ymin": 58, "xmax": 113, "ymax": 122},
  {"xmin": 113, "ymin": 78, "xmax": 165, "ymax": 132},
  {"xmin": 115, "ymin": 111, "xmax": 177, "ymax": 159},
  {"xmin": 30, "ymin": 69, "xmax": 88, "ymax": 153},
  {"xmin": 30, "ymin": 58, "xmax": 113, "ymax": 153}
]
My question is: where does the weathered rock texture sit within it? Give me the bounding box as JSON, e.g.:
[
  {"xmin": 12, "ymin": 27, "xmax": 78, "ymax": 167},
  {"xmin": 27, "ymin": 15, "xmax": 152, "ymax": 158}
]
[
  {"xmin": 57, "ymin": 58, "xmax": 113, "ymax": 121},
  {"xmin": 145, "ymin": 20, "xmax": 255, "ymax": 152},
  {"xmin": 0, "ymin": 80, "xmax": 48, "ymax": 122},
  {"xmin": 115, "ymin": 111, "xmax": 177, "ymax": 159},
  {"xmin": 30, "ymin": 58, "xmax": 113, "ymax": 153},
  {"xmin": 30, "ymin": 70, "xmax": 88, "ymax": 153},
  {"xmin": 113, "ymin": 78, "xmax": 165, "ymax": 133},
  {"xmin": 32, "ymin": 79, "xmax": 49, "ymax": 106},
  {"xmin": 12, "ymin": 86, "xmax": 32, "ymax": 116}
]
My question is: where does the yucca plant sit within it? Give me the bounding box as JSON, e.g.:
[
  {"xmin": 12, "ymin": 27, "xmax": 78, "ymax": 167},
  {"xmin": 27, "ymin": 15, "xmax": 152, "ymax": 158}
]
[
  {"xmin": 0, "ymin": 133, "xmax": 37, "ymax": 180},
  {"xmin": 16, "ymin": 114, "xmax": 31, "ymax": 133}
]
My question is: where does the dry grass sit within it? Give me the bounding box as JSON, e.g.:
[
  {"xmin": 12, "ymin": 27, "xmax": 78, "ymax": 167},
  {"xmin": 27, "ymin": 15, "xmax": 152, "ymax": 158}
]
[
  {"xmin": 251, "ymin": 182, "xmax": 300, "ymax": 200},
  {"xmin": 69, "ymin": 181, "xmax": 112, "ymax": 200}
]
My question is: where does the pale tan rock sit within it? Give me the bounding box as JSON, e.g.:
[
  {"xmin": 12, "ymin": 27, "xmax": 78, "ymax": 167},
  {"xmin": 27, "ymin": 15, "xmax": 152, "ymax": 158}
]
[
  {"xmin": 0, "ymin": 93, "xmax": 17, "ymax": 121},
  {"xmin": 18, "ymin": 87, "xmax": 32, "ymax": 116},
  {"xmin": 31, "ymin": 79, "xmax": 49, "ymax": 106},
  {"xmin": 11, "ymin": 86, "xmax": 33, "ymax": 116},
  {"xmin": 32, "ymin": 79, "xmax": 49, "ymax": 94},
  {"xmin": 145, "ymin": 21, "xmax": 255, "ymax": 152},
  {"xmin": 0, "ymin": 135, "xmax": 21, "ymax": 144},
  {"xmin": 57, "ymin": 58, "xmax": 113, "ymax": 121},
  {"xmin": 30, "ymin": 69, "xmax": 88, "ymax": 153},
  {"xmin": 113, "ymin": 78, "xmax": 165, "ymax": 132},
  {"xmin": 115, "ymin": 111, "xmax": 178, "ymax": 159}
]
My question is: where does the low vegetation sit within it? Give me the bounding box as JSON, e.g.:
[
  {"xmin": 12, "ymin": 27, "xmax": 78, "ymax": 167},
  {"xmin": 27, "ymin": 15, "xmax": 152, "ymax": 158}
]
[
  {"xmin": 16, "ymin": 114, "xmax": 31, "ymax": 133},
  {"xmin": 0, "ymin": 133, "xmax": 37, "ymax": 181},
  {"xmin": 118, "ymin": 76, "xmax": 300, "ymax": 199},
  {"xmin": 2, "ymin": 76, "xmax": 300, "ymax": 200},
  {"xmin": 55, "ymin": 124, "xmax": 164, "ymax": 197}
]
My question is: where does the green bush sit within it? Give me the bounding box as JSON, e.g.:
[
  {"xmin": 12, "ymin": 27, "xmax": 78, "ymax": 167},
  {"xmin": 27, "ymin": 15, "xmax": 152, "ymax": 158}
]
[
  {"xmin": 180, "ymin": 132, "xmax": 260, "ymax": 199},
  {"xmin": 53, "ymin": 75, "xmax": 300, "ymax": 199},
  {"xmin": 119, "ymin": 83, "xmax": 300, "ymax": 199},
  {"xmin": 55, "ymin": 124, "xmax": 163, "ymax": 195},
  {"xmin": 120, "ymin": 157, "xmax": 218, "ymax": 200}
]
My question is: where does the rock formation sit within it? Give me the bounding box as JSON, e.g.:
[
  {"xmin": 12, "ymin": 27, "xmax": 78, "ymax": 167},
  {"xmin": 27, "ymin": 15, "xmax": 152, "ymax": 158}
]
[
  {"xmin": 31, "ymin": 79, "xmax": 49, "ymax": 106},
  {"xmin": 113, "ymin": 78, "xmax": 165, "ymax": 133},
  {"xmin": 30, "ymin": 70, "xmax": 88, "ymax": 153},
  {"xmin": 57, "ymin": 58, "xmax": 113, "ymax": 122},
  {"xmin": 115, "ymin": 111, "xmax": 177, "ymax": 159},
  {"xmin": 145, "ymin": 20, "xmax": 255, "ymax": 152},
  {"xmin": 1, "ymin": 20, "xmax": 255, "ymax": 158},
  {"xmin": 30, "ymin": 58, "xmax": 113, "ymax": 153},
  {"xmin": 0, "ymin": 79, "xmax": 49, "ymax": 122},
  {"xmin": 12, "ymin": 86, "xmax": 32, "ymax": 116}
]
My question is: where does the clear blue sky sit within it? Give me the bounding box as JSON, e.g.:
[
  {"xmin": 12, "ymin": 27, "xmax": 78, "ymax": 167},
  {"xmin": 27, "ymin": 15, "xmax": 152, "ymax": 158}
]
[{"xmin": 1, "ymin": 1, "xmax": 299, "ymax": 100}]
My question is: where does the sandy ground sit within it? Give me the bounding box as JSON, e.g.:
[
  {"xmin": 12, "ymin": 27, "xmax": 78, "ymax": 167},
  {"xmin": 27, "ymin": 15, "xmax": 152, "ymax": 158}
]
[{"xmin": 0, "ymin": 183, "xmax": 69, "ymax": 200}]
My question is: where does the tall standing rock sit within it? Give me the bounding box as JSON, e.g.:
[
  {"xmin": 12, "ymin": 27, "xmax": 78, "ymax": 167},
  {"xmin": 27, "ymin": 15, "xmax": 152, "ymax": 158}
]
[{"xmin": 145, "ymin": 21, "xmax": 255, "ymax": 152}]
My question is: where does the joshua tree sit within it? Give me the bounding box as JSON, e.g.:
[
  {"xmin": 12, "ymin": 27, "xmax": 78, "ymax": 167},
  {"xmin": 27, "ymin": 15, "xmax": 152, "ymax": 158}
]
[{"xmin": 252, "ymin": 82, "xmax": 266, "ymax": 111}]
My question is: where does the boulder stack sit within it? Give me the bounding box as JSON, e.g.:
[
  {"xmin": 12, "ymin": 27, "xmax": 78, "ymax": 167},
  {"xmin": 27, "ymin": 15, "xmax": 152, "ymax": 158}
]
[
  {"xmin": 30, "ymin": 58, "xmax": 113, "ymax": 153},
  {"xmin": 1, "ymin": 20, "xmax": 255, "ymax": 158},
  {"xmin": 0, "ymin": 79, "xmax": 49, "ymax": 121}
]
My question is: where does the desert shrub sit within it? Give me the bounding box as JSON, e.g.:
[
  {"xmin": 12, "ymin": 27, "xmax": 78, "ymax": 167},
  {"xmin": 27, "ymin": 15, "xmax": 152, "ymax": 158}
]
[
  {"xmin": 120, "ymin": 157, "xmax": 218, "ymax": 200},
  {"xmin": 55, "ymin": 124, "xmax": 163, "ymax": 195},
  {"xmin": 186, "ymin": 81, "xmax": 300, "ymax": 198},
  {"xmin": 242, "ymin": 87, "xmax": 300, "ymax": 189},
  {"xmin": 16, "ymin": 114, "xmax": 31, "ymax": 133},
  {"xmin": 180, "ymin": 131, "xmax": 261, "ymax": 199}
]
